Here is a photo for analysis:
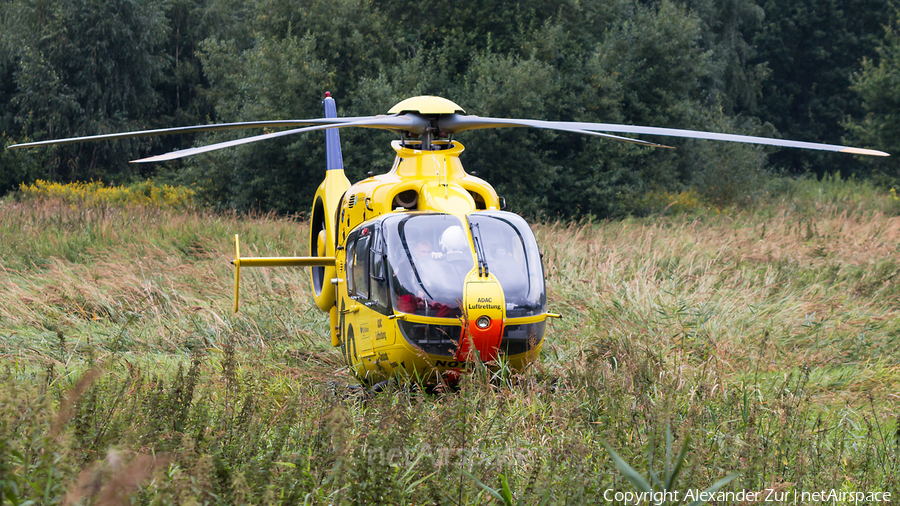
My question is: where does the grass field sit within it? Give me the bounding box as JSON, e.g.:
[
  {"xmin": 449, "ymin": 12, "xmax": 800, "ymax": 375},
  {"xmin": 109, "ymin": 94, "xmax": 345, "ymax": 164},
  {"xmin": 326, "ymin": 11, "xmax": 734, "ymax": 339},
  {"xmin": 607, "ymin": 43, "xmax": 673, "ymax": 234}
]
[{"xmin": 1, "ymin": 176, "xmax": 899, "ymax": 504}]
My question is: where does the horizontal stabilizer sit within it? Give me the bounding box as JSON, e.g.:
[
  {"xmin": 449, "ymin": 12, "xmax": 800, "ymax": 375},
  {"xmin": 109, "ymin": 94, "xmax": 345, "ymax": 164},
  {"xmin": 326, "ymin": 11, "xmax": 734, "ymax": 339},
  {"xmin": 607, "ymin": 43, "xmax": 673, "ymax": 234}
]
[{"xmin": 232, "ymin": 257, "xmax": 336, "ymax": 268}]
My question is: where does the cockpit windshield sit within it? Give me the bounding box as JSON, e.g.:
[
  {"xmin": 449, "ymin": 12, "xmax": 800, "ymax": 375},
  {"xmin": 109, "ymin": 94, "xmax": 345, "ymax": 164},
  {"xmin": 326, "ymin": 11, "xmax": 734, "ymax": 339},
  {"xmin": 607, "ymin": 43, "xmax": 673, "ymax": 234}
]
[
  {"xmin": 466, "ymin": 212, "xmax": 546, "ymax": 317},
  {"xmin": 382, "ymin": 212, "xmax": 546, "ymax": 319},
  {"xmin": 383, "ymin": 214, "xmax": 474, "ymax": 318}
]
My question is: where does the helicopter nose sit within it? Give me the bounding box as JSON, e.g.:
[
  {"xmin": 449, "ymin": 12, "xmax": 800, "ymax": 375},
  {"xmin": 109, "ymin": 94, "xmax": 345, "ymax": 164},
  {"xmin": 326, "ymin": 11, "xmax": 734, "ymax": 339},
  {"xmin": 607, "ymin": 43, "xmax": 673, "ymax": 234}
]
[
  {"xmin": 462, "ymin": 314, "xmax": 502, "ymax": 362},
  {"xmin": 458, "ymin": 274, "xmax": 505, "ymax": 362}
]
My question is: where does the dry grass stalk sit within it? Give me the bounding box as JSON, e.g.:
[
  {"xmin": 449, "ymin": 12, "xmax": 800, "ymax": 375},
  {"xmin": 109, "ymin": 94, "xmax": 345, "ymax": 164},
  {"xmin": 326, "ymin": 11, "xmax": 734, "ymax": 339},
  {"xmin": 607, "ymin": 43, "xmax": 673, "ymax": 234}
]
[
  {"xmin": 51, "ymin": 362, "xmax": 107, "ymax": 437},
  {"xmin": 63, "ymin": 450, "xmax": 170, "ymax": 506}
]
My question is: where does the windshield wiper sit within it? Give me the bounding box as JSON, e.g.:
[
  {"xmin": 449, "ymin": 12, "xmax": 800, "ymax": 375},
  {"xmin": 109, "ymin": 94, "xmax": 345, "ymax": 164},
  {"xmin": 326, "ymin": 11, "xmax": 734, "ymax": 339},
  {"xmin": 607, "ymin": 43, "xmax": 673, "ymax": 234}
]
[{"xmin": 469, "ymin": 222, "xmax": 489, "ymax": 277}]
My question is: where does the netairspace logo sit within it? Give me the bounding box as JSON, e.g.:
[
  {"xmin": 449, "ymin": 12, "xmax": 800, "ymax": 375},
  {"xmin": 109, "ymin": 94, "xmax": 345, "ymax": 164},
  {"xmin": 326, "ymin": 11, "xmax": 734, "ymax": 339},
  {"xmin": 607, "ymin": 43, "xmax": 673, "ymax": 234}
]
[
  {"xmin": 602, "ymin": 488, "xmax": 892, "ymax": 505},
  {"xmin": 366, "ymin": 444, "xmax": 533, "ymax": 468}
]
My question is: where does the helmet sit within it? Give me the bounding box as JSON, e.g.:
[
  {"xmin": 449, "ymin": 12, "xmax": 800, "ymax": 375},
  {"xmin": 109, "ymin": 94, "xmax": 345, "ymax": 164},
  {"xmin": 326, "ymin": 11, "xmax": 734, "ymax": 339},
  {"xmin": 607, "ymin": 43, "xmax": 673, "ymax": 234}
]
[{"xmin": 440, "ymin": 226, "xmax": 468, "ymax": 254}]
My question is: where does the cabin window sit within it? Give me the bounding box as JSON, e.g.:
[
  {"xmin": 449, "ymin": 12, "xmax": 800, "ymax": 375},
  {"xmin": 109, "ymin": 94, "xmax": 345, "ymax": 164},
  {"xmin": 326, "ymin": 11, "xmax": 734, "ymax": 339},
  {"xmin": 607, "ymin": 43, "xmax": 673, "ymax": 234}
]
[{"xmin": 345, "ymin": 230, "xmax": 358, "ymax": 296}]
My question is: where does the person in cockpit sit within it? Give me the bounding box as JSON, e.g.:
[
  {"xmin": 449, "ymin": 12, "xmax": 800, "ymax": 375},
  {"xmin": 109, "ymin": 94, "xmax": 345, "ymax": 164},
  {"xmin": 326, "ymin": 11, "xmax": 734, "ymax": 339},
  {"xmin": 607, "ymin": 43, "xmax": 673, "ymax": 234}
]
[
  {"xmin": 394, "ymin": 226, "xmax": 468, "ymax": 317},
  {"xmin": 438, "ymin": 225, "xmax": 470, "ymax": 264}
]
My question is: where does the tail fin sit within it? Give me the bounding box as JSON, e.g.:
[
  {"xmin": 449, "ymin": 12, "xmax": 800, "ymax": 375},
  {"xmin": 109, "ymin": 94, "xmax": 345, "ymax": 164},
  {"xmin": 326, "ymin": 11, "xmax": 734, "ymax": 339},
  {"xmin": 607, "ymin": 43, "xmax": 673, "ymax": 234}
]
[
  {"xmin": 323, "ymin": 91, "xmax": 344, "ymax": 171},
  {"xmin": 310, "ymin": 93, "xmax": 351, "ymax": 331}
]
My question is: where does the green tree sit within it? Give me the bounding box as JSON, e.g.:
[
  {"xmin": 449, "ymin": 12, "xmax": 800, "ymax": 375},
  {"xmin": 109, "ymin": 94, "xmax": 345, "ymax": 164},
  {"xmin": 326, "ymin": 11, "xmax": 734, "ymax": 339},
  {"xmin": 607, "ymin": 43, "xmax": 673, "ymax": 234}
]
[
  {"xmin": 748, "ymin": 0, "xmax": 891, "ymax": 174},
  {"xmin": 0, "ymin": 2, "xmax": 46, "ymax": 191},
  {"xmin": 452, "ymin": 53, "xmax": 563, "ymax": 218},
  {"xmin": 676, "ymin": 0, "xmax": 768, "ymax": 113},
  {"xmin": 2, "ymin": 0, "xmax": 778, "ymax": 216},
  {"xmin": 571, "ymin": 0, "xmax": 766, "ymax": 214},
  {"xmin": 3, "ymin": 0, "xmax": 169, "ymax": 183},
  {"xmin": 183, "ymin": 0, "xmax": 771, "ymax": 216},
  {"xmin": 187, "ymin": 0, "xmax": 401, "ymax": 212},
  {"xmin": 847, "ymin": 11, "xmax": 900, "ymax": 186}
]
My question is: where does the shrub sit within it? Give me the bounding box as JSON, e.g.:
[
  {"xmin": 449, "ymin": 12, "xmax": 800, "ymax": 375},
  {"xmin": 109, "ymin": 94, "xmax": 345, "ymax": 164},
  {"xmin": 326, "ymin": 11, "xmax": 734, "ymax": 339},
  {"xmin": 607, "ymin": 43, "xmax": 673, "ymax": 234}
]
[{"xmin": 16, "ymin": 180, "xmax": 196, "ymax": 209}]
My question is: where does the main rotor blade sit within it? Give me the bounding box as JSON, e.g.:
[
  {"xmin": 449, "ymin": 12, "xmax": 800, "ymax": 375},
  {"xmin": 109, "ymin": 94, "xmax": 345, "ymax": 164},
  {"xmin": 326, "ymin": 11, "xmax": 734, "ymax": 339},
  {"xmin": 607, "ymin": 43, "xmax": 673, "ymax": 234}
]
[
  {"xmin": 439, "ymin": 115, "xmax": 889, "ymax": 156},
  {"xmin": 131, "ymin": 115, "xmax": 430, "ymax": 163},
  {"xmin": 545, "ymin": 127, "xmax": 673, "ymax": 149},
  {"xmin": 7, "ymin": 117, "xmax": 377, "ymax": 149},
  {"xmin": 436, "ymin": 115, "xmax": 668, "ymax": 149}
]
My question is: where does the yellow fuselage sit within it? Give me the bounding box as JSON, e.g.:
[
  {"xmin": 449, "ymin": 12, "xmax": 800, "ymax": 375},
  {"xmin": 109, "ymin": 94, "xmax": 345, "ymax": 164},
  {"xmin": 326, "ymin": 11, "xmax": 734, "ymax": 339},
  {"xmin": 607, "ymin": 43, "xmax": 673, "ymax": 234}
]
[
  {"xmin": 320, "ymin": 141, "xmax": 549, "ymax": 385},
  {"xmin": 238, "ymin": 138, "xmax": 553, "ymax": 386}
]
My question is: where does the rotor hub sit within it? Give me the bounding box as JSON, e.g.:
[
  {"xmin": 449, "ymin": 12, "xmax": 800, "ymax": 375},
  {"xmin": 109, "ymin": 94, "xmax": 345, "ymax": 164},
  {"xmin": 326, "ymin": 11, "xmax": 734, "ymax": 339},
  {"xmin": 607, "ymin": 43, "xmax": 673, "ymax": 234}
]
[{"xmin": 388, "ymin": 96, "xmax": 465, "ymax": 115}]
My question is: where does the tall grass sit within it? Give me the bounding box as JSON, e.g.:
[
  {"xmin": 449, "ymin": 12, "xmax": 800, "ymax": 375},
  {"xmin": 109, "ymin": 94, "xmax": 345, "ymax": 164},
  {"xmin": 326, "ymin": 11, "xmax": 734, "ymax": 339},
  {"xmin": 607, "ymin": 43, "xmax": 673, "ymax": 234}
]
[{"xmin": 1, "ymin": 177, "xmax": 899, "ymax": 504}]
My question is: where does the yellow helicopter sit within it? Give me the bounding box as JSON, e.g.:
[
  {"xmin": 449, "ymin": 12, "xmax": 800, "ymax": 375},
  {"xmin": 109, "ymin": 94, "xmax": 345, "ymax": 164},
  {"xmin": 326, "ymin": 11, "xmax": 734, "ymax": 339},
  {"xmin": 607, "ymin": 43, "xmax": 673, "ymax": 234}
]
[{"xmin": 9, "ymin": 94, "xmax": 888, "ymax": 387}]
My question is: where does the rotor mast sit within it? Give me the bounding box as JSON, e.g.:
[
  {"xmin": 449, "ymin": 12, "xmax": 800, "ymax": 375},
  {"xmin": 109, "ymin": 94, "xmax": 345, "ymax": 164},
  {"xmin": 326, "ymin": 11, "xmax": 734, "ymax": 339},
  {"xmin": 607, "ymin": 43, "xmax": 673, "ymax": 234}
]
[{"xmin": 388, "ymin": 96, "xmax": 464, "ymax": 151}]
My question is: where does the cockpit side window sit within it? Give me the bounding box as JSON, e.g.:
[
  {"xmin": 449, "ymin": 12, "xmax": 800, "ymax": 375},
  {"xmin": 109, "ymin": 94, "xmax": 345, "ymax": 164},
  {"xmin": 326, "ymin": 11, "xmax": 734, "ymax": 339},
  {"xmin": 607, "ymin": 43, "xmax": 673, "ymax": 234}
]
[
  {"xmin": 353, "ymin": 233, "xmax": 371, "ymax": 299},
  {"xmin": 345, "ymin": 230, "xmax": 358, "ymax": 296},
  {"xmin": 345, "ymin": 224, "xmax": 392, "ymax": 315},
  {"xmin": 368, "ymin": 229, "xmax": 391, "ymax": 314}
]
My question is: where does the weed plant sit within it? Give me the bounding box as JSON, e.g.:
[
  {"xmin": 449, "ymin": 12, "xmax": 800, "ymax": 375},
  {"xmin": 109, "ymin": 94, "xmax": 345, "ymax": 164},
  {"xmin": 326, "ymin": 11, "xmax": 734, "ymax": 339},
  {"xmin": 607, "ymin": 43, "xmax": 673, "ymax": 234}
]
[
  {"xmin": 14, "ymin": 180, "xmax": 197, "ymax": 209},
  {"xmin": 1, "ymin": 177, "xmax": 899, "ymax": 504}
]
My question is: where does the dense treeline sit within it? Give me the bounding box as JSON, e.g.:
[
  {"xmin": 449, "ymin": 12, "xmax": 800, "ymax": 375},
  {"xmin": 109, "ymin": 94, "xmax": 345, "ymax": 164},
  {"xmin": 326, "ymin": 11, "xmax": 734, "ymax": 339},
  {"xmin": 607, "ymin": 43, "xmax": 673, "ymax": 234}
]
[{"xmin": 1, "ymin": 0, "xmax": 897, "ymax": 216}]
